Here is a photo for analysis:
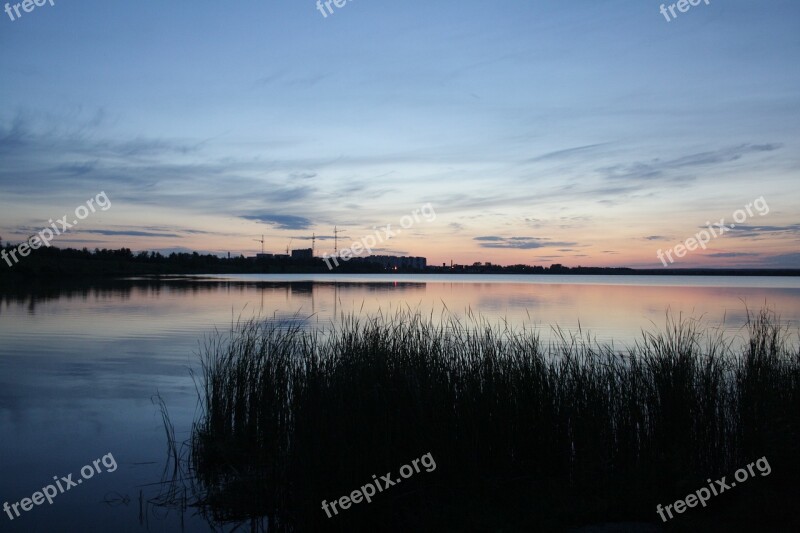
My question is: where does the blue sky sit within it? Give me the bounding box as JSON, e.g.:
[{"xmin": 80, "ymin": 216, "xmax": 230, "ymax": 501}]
[{"xmin": 1, "ymin": 0, "xmax": 799, "ymax": 267}]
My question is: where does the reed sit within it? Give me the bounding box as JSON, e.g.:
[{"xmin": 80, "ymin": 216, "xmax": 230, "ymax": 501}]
[{"xmin": 186, "ymin": 308, "xmax": 799, "ymax": 530}]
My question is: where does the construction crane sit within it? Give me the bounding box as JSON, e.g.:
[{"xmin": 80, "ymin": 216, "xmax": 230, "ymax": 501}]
[
  {"xmin": 254, "ymin": 235, "xmax": 265, "ymax": 254},
  {"xmin": 334, "ymin": 226, "xmax": 341, "ymax": 254},
  {"xmin": 312, "ymin": 233, "xmax": 316, "ymax": 256},
  {"xmin": 286, "ymin": 238, "xmax": 293, "ymax": 255}
]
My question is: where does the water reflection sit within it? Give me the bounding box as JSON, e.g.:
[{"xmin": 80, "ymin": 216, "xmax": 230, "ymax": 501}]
[
  {"xmin": 3, "ymin": 276, "xmax": 800, "ymax": 346},
  {"xmin": 1, "ymin": 275, "xmax": 799, "ymax": 531}
]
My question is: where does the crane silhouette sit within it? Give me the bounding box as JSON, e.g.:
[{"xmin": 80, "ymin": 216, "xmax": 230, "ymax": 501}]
[{"xmin": 254, "ymin": 235, "xmax": 265, "ymax": 254}]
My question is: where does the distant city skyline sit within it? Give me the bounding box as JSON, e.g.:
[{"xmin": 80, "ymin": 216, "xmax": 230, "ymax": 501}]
[{"xmin": 1, "ymin": 1, "xmax": 799, "ymax": 268}]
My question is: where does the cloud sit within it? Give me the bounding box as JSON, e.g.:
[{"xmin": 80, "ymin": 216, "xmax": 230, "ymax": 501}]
[
  {"xmin": 180, "ymin": 228, "xmax": 216, "ymax": 235},
  {"xmin": 707, "ymin": 252, "xmax": 760, "ymax": 258},
  {"xmin": 370, "ymin": 248, "xmax": 409, "ymax": 255},
  {"xmin": 759, "ymin": 252, "xmax": 800, "ymax": 268},
  {"xmin": 242, "ymin": 214, "xmax": 313, "ymax": 230},
  {"xmin": 599, "ymin": 161, "xmax": 687, "ymax": 183},
  {"xmin": 666, "ymin": 143, "xmax": 781, "ymax": 169},
  {"xmin": 474, "ymin": 236, "xmax": 578, "ymax": 250},
  {"xmin": 523, "ymin": 215, "xmax": 592, "ymax": 230},
  {"xmin": 0, "ymin": 113, "xmax": 316, "ymax": 214},
  {"xmin": 525, "ymin": 143, "xmax": 612, "ymax": 163},
  {"xmin": 289, "ymin": 171, "xmax": 317, "ymax": 180},
  {"xmin": 598, "ymin": 143, "xmax": 782, "ymax": 184},
  {"xmin": 54, "ymin": 161, "xmax": 99, "ymax": 176},
  {"xmin": 79, "ymin": 229, "xmax": 181, "ymax": 237},
  {"xmin": 726, "ymin": 223, "xmax": 800, "ymax": 238},
  {"xmin": 644, "ymin": 235, "xmax": 666, "ymax": 241},
  {"xmin": 101, "ymin": 137, "xmax": 198, "ymax": 158}
]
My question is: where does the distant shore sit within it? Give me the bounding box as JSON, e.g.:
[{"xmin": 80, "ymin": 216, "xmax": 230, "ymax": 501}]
[{"xmin": 1, "ymin": 245, "xmax": 799, "ymax": 282}]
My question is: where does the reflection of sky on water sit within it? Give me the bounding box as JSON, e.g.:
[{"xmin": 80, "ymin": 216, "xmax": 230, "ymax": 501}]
[{"xmin": 1, "ymin": 275, "xmax": 799, "ymax": 531}]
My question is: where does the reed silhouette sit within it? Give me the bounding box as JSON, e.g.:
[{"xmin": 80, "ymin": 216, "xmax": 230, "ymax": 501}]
[{"xmin": 160, "ymin": 308, "xmax": 799, "ymax": 531}]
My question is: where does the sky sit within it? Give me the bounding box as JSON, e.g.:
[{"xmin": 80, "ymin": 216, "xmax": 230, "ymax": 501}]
[{"xmin": 1, "ymin": 0, "xmax": 798, "ymax": 268}]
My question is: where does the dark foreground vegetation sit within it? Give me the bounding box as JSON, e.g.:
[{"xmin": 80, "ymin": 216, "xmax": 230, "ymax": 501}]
[{"xmin": 161, "ymin": 309, "xmax": 799, "ymax": 532}]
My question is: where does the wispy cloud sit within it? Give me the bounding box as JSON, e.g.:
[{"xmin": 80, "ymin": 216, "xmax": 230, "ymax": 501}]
[
  {"xmin": 474, "ymin": 236, "xmax": 578, "ymax": 250},
  {"xmin": 726, "ymin": 223, "xmax": 800, "ymax": 238},
  {"xmin": 242, "ymin": 214, "xmax": 313, "ymax": 230},
  {"xmin": 598, "ymin": 143, "xmax": 783, "ymax": 184},
  {"xmin": 707, "ymin": 252, "xmax": 760, "ymax": 258},
  {"xmin": 79, "ymin": 229, "xmax": 181, "ymax": 237},
  {"xmin": 525, "ymin": 143, "xmax": 612, "ymax": 163},
  {"xmin": 666, "ymin": 144, "xmax": 781, "ymax": 169}
]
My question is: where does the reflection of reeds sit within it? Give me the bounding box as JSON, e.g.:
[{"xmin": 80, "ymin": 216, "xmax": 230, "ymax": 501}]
[{"xmin": 183, "ymin": 308, "xmax": 799, "ymax": 531}]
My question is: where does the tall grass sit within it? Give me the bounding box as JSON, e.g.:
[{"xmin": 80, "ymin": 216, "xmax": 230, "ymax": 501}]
[{"xmin": 185, "ymin": 308, "xmax": 799, "ymax": 531}]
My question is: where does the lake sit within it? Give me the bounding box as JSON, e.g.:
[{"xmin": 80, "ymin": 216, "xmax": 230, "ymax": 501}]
[{"xmin": 1, "ymin": 274, "xmax": 799, "ymax": 532}]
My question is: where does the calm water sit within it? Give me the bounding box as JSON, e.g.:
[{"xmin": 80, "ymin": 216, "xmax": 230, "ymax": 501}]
[{"xmin": 1, "ymin": 274, "xmax": 799, "ymax": 532}]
